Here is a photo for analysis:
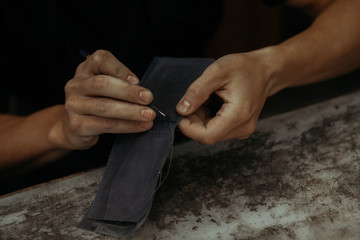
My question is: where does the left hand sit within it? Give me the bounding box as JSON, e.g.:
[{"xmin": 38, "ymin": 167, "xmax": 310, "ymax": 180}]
[{"xmin": 176, "ymin": 51, "xmax": 277, "ymax": 145}]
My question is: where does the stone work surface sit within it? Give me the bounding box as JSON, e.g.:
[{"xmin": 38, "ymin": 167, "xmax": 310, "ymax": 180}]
[{"xmin": 1, "ymin": 91, "xmax": 360, "ymax": 240}]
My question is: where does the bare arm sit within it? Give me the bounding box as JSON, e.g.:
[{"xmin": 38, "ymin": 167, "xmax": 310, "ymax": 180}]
[
  {"xmin": 0, "ymin": 106, "xmax": 69, "ymax": 167},
  {"xmin": 0, "ymin": 50, "xmax": 156, "ymax": 168},
  {"xmin": 176, "ymin": 0, "xmax": 360, "ymax": 144},
  {"xmin": 271, "ymin": 0, "xmax": 360, "ymax": 94}
]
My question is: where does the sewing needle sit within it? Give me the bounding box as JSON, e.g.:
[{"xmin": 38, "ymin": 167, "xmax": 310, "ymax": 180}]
[{"xmin": 149, "ymin": 102, "xmax": 166, "ymax": 117}]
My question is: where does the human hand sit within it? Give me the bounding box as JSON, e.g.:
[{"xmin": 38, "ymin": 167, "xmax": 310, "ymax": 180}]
[
  {"xmin": 60, "ymin": 50, "xmax": 156, "ymax": 149},
  {"xmin": 176, "ymin": 51, "xmax": 276, "ymax": 145}
]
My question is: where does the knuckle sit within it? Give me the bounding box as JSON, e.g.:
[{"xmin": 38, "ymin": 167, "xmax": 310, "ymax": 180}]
[
  {"xmin": 113, "ymin": 63, "xmax": 127, "ymax": 77},
  {"xmin": 91, "ymin": 49, "xmax": 110, "ymax": 63},
  {"xmin": 73, "ymin": 64, "xmax": 89, "ymax": 80},
  {"xmin": 124, "ymin": 120, "xmax": 136, "ymax": 131},
  {"xmin": 91, "ymin": 75, "xmax": 109, "ymax": 90},
  {"xmin": 68, "ymin": 116, "xmax": 84, "ymax": 135},
  {"xmin": 64, "ymin": 80, "xmax": 76, "ymax": 94},
  {"xmin": 64, "ymin": 98, "xmax": 77, "ymax": 112},
  {"xmin": 94, "ymin": 100, "xmax": 111, "ymax": 114},
  {"xmin": 114, "ymin": 64, "xmax": 122, "ymax": 75},
  {"xmin": 102, "ymin": 118, "xmax": 118, "ymax": 130},
  {"xmin": 80, "ymin": 136, "xmax": 98, "ymax": 148},
  {"xmin": 123, "ymin": 106, "xmax": 136, "ymax": 118},
  {"xmin": 209, "ymin": 61, "xmax": 223, "ymax": 74},
  {"xmin": 75, "ymin": 62, "xmax": 86, "ymax": 74},
  {"xmin": 207, "ymin": 61, "xmax": 226, "ymax": 78},
  {"xmin": 120, "ymin": 83, "xmax": 133, "ymax": 97}
]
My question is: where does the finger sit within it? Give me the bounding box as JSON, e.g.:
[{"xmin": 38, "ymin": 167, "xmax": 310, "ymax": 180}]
[
  {"xmin": 178, "ymin": 114, "xmax": 223, "ymax": 145},
  {"xmin": 201, "ymin": 110, "xmax": 258, "ymax": 143},
  {"xmin": 71, "ymin": 75, "xmax": 153, "ymax": 105},
  {"xmin": 68, "ymin": 114, "xmax": 154, "ymax": 136},
  {"xmin": 65, "ymin": 96, "xmax": 156, "ymax": 122},
  {"xmin": 178, "ymin": 103, "xmax": 239, "ymax": 145},
  {"xmin": 192, "ymin": 105, "xmax": 211, "ymax": 122},
  {"xmin": 78, "ymin": 49, "xmax": 139, "ymax": 84},
  {"xmin": 217, "ymin": 117, "xmax": 257, "ymax": 142},
  {"xmin": 176, "ymin": 63, "xmax": 227, "ymax": 116}
]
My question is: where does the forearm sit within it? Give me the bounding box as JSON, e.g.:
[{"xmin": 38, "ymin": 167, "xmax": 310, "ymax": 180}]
[
  {"xmin": 0, "ymin": 105, "xmax": 71, "ymax": 167},
  {"xmin": 268, "ymin": 0, "xmax": 360, "ymax": 95}
]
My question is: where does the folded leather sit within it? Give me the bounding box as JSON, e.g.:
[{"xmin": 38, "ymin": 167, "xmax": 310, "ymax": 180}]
[{"xmin": 79, "ymin": 57, "xmax": 214, "ymax": 238}]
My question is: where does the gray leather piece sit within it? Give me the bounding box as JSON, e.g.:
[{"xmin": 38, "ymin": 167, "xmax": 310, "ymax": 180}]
[{"xmin": 79, "ymin": 57, "xmax": 214, "ymax": 238}]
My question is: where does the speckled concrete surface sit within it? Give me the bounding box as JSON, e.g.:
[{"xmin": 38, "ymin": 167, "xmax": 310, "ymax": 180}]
[{"xmin": 1, "ymin": 90, "xmax": 360, "ymax": 240}]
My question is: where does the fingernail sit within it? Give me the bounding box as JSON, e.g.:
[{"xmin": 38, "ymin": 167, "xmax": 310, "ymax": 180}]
[
  {"xmin": 140, "ymin": 121, "xmax": 153, "ymax": 129},
  {"xmin": 177, "ymin": 99, "xmax": 191, "ymax": 114},
  {"xmin": 141, "ymin": 109, "xmax": 154, "ymax": 120},
  {"xmin": 178, "ymin": 118, "xmax": 188, "ymax": 127},
  {"xmin": 127, "ymin": 75, "xmax": 139, "ymax": 84},
  {"xmin": 139, "ymin": 91, "xmax": 151, "ymax": 103}
]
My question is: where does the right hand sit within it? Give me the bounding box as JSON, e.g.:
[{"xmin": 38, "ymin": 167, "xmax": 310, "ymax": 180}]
[
  {"xmin": 59, "ymin": 50, "xmax": 156, "ymax": 150},
  {"xmin": 176, "ymin": 51, "xmax": 276, "ymax": 145}
]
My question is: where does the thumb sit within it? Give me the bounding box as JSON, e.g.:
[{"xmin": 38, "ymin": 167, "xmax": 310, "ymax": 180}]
[{"xmin": 176, "ymin": 68, "xmax": 224, "ymax": 116}]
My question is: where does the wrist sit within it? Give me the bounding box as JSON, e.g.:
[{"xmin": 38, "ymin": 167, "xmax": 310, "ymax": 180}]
[
  {"xmin": 47, "ymin": 105, "xmax": 73, "ymax": 150},
  {"xmin": 48, "ymin": 105, "xmax": 98, "ymax": 150},
  {"xmin": 250, "ymin": 46, "xmax": 287, "ymax": 97}
]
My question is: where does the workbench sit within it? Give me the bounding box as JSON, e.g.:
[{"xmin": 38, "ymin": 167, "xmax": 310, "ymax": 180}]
[{"xmin": 1, "ymin": 89, "xmax": 360, "ymax": 240}]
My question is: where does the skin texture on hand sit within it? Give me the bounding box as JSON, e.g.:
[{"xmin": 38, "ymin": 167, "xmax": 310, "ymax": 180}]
[
  {"xmin": 0, "ymin": 50, "xmax": 156, "ymax": 167},
  {"xmin": 56, "ymin": 50, "xmax": 156, "ymax": 150},
  {"xmin": 176, "ymin": 50, "xmax": 276, "ymax": 145}
]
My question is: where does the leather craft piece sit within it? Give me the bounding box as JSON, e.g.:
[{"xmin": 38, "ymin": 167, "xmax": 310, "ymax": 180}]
[{"xmin": 79, "ymin": 57, "xmax": 214, "ymax": 238}]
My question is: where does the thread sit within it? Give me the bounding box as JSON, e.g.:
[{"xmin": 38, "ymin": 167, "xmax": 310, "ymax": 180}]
[{"xmin": 155, "ymin": 121, "xmax": 175, "ymax": 191}]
